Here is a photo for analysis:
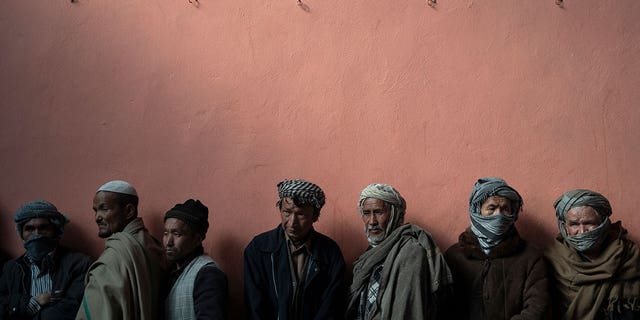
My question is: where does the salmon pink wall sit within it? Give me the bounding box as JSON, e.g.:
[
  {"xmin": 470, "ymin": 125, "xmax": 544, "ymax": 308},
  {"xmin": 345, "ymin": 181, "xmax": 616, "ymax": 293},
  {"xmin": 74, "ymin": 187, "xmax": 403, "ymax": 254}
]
[{"xmin": 1, "ymin": 0, "xmax": 639, "ymax": 316}]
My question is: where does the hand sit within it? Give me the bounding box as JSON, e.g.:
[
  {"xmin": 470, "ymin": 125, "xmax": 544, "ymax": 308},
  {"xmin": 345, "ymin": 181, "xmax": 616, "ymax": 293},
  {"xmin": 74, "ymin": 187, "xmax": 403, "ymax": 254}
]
[{"xmin": 34, "ymin": 293, "xmax": 52, "ymax": 306}]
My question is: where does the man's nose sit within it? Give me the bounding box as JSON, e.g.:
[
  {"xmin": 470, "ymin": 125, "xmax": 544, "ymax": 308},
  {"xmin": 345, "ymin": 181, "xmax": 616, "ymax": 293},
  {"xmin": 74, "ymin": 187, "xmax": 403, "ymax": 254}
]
[
  {"xmin": 368, "ymin": 214, "xmax": 378, "ymax": 225},
  {"xmin": 577, "ymin": 225, "xmax": 586, "ymax": 234}
]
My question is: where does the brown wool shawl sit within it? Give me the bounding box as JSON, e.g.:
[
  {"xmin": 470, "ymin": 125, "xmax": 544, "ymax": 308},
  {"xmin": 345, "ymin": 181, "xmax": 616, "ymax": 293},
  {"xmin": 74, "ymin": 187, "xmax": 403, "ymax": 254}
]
[
  {"xmin": 347, "ymin": 224, "xmax": 452, "ymax": 320},
  {"xmin": 545, "ymin": 222, "xmax": 640, "ymax": 320}
]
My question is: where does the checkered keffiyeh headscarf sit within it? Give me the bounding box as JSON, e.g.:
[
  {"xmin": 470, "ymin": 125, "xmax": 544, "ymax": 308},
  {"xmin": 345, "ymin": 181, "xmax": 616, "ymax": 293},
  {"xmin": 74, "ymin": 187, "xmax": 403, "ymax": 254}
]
[{"xmin": 276, "ymin": 179, "xmax": 326, "ymax": 209}]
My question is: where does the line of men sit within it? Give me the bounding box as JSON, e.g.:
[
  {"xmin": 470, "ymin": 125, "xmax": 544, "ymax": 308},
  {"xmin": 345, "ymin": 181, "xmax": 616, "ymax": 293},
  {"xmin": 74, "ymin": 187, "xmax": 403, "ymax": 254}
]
[{"xmin": 0, "ymin": 178, "xmax": 638, "ymax": 319}]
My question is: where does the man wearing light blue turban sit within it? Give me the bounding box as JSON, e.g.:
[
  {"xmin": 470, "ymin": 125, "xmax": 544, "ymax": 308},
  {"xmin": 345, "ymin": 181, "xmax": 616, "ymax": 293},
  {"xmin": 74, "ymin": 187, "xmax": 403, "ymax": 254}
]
[
  {"xmin": 444, "ymin": 178, "xmax": 550, "ymax": 319},
  {"xmin": 545, "ymin": 189, "xmax": 640, "ymax": 320},
  {"xmin": 0, "ymin": 200, "xmax": 91, "ymax": 319}
]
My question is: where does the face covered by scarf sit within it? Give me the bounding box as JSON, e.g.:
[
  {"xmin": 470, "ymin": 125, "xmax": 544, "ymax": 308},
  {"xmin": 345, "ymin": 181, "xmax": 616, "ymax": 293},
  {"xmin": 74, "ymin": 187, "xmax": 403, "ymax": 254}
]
[
  {"xmin": 24, "ymin": 234, "xmax": 59, "ymax": 262},
  {"xmin": 468, "ymin": 178, "xmax": 523, "ymax": 254},
  {"xmin": 358, "ymin": 183, "xmax": 406, "ymax": 247},
  {"xmin": 554, "ymin": 189, "xmax": 612, "ymax": 254},
  {"xmin": 14, "ymin": 200, "xmax": 69, "ymax": 263}
]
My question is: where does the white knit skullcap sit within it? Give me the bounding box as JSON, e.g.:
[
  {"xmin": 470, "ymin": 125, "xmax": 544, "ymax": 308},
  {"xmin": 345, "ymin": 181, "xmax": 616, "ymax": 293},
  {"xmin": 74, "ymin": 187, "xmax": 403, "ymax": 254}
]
[{"xmin": 97, "ymin": 180, "xmax": 138, "ymax": 196}]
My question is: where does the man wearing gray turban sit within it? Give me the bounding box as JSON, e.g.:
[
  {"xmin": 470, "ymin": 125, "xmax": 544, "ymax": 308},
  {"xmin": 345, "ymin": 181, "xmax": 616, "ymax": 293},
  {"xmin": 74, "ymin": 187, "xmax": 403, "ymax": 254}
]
[
  {"xmin": 444, "ymin": 178, "xmax": 550, "ymax": 319},
  {"xmin": 76, "ymin": 180, "xmax": 167, "ymax": 320},
  {"xmin": 0, "ymin": 200, "xmax": 91, "ymax": 319},
  {"xmin": 244, "ymin": 179, "xmax": 346, "ymax": 320},
  {"xmin": 545, "ymin": 189, "xmax": 640, "ymax": 320},
  {"xmin": 346, "ymin": 183, "xmax": 453, "ymax": 320}
]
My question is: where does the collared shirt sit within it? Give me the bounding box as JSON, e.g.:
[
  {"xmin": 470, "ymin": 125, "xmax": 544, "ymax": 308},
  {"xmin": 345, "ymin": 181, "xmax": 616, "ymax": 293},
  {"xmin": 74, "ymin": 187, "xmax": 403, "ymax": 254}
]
[
  {"xmin": 285, "ymin": 231, "xmax": 313, "ymax": 320},
  {"xmin": 287, "ymin": 238, "xmax": 312, "ymax": 285},
  {"xmin": 26, "ymin": 253, "xmax": 54, "ymax": 315}
]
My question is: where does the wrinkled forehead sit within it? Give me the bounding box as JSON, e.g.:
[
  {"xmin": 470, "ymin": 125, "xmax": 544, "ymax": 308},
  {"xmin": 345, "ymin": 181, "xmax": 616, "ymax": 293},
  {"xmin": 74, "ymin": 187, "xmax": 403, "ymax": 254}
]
[
  {"xmin": 93, "ymin": 191, "xmax": 119, "ymax": 205},
  {"xmin": 482, "ymin": 196, "xmax": 512, "ymax": 206},
  {"xmin": 566, "ymin": 205, "xmax": 600, "ymax": 218},
  {"xmin": 361, "ymin": 197, "xmax": 389, "ymax": 209}
]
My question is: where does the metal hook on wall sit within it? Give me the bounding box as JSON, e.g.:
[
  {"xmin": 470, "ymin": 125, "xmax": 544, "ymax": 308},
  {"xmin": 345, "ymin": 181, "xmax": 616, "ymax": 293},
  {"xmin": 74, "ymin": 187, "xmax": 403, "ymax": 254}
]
[{"xmin": 296, "ymin": 0, "xmax": 310, "ymax": 12}]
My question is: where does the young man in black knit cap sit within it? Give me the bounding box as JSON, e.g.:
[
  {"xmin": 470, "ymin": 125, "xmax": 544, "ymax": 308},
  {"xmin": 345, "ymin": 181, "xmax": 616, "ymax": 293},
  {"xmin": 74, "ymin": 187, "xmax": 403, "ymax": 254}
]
[{"xmin": 163, "ymin": 199, "xmax": 228, "ymax": 320}]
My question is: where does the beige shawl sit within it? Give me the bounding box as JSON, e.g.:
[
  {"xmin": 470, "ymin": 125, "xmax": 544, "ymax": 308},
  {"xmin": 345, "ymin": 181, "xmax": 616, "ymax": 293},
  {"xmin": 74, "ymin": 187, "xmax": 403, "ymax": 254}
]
[{"xmin": 76, "ymin": 218, "xmax": 167, "ymax": 320}]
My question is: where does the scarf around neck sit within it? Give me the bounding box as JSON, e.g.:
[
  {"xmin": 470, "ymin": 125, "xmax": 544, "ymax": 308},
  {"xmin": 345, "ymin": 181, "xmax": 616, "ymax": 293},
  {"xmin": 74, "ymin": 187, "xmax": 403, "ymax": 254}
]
[{"xmin": 545, "ymin": 221, "xmax": 640, "ymax": 319}]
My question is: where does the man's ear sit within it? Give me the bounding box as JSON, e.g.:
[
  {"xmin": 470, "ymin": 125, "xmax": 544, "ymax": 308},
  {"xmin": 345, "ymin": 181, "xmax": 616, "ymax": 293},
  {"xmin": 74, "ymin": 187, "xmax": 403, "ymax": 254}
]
[{"xmin": 124, "ymin": 203, "xmax": 137, "ymax": 220}]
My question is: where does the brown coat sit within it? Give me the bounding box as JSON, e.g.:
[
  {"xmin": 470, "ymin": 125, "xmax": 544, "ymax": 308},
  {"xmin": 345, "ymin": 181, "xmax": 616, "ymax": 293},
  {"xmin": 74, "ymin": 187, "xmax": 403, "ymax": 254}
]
[{"xmin": 444, "ymin": 228, "xmax": 550, "ymax": 320}]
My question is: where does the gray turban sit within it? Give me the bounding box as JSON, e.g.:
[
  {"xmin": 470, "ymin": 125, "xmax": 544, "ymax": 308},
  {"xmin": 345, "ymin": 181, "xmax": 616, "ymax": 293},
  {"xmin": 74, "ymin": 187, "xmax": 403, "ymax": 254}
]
[
  {"xmin": 553, "ymin": 189, "xmax": 611, "ymax": 221},
  {"xmin": 554, "ymin": 189, "xmax": 612, "ymax": 252},
  {"xmin": 469, "ymin": 177, "xmax": 523, "ymax": 218},
  {"xmin": 14, "ymin": 200, "xmax": 69, "ymax": 239},
  {"xmin": 276, "ymin": 179, "xmax": 326, "ymax": 209}
]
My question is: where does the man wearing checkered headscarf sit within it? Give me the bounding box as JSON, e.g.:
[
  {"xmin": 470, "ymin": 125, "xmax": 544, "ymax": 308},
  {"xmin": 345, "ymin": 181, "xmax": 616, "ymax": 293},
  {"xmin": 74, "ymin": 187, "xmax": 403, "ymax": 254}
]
[
  {"xmin": 0, "ymin": 200, "xmax": 92, "ymax": 319},
  {"xmin": 545, "ymin": 189, "xmax": 640, "ymax": 320},
  {"xmin": 444, "ymin": 178, "xmax": 550, "ymax": 319},
  {"xmin": 244, "ymin": 179, "xmax": 346, "ymax": 320},
  {"xmin": 346, "ymin": 183, "xmax": 453, "ymax": 320}
]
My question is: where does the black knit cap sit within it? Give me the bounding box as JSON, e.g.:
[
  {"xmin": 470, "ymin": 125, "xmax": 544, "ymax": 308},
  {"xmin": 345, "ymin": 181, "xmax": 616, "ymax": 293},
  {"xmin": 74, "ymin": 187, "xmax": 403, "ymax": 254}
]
[{"xmin": 164, "ymin": 199, "xmax": 209, "ymax": 236}]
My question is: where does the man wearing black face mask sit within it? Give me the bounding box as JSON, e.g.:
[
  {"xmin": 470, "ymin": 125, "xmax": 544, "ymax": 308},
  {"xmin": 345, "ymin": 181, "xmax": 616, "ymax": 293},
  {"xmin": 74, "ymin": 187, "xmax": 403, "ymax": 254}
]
[{"xmin": 0, "ymin": 200, "xmax": 92, "ymax": 319}]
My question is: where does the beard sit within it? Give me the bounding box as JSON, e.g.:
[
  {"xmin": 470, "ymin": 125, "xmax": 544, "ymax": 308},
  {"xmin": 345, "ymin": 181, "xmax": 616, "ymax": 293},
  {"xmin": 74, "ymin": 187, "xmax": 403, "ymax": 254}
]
[{"xmin": 365, "ymin": 226, "xmax": 386, "ymax": 246}]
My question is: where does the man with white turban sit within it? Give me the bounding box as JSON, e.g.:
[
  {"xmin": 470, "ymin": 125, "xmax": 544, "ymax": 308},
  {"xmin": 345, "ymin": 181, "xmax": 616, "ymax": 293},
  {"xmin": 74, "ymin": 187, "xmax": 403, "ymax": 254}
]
[
  {"xmin": 0, "ymin": 200, "xmax": 91, "ymax": 319},
  {"xmin": 244, "ymin": 179, "xmax": 346, "ymax": 320},
  {"xmin": 444, "ymin": 177, "xmax": 550, "ymax": 319},
  {"xmin": 76, "ymin": 180, "xmax": 167, "ymax": 320},
  {"xmin": 545, "ymin": 189, "xmax": 640, "ymax": 320},
  {"xmin": 346, "ymin": 183, "xmax": 453, "ymax": 320}
]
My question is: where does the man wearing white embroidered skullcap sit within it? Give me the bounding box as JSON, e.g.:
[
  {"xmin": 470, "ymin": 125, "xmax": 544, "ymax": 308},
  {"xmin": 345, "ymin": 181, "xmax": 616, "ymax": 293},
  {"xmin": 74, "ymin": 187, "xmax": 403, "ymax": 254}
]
[
  {"xmin": 444, "ymin": 177, "xmax": 550, "ymax": 319},
  {"xmin": 346, "ymin": 183, "xmax": 453, "ymax": 320},
  {"xmin": 545, "ymin": 189, "xmax": 640, "ymax": 320},
  {"xmin": 76, "ymin": 180, "xmax": 167, "ymax": 320}
]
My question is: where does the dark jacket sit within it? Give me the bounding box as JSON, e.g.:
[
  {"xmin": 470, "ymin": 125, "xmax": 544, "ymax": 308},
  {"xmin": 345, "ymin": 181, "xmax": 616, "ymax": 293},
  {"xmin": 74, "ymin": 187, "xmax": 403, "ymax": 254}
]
[
  {"xmin": 444, "ymin": 228, "xmax": 550, "ymax": 320},
  {"xmin": 0, "ymin": 247, "xmax": 92, "ymax": 320},
  {"xmin": 243, "ymin": 225, "xmax": 346, "ymax": 320}
]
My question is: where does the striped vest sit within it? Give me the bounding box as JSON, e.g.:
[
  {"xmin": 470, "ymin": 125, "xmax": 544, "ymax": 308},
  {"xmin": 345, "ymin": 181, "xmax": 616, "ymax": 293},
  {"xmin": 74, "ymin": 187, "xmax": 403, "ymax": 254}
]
[{"xmin": 165, "ymin": 255, "xmax": 218, "ymax": 320}]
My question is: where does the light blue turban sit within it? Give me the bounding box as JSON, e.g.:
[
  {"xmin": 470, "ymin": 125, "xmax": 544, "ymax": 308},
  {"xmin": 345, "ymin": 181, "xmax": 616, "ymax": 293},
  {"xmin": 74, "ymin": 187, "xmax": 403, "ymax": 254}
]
[
  {"xmin": 14, "ymin": 200, "xmax": 69, "ymax": 239},
  {"xmin": 469, "ymin": 178, "xmax": 523, "ymax": 253}
]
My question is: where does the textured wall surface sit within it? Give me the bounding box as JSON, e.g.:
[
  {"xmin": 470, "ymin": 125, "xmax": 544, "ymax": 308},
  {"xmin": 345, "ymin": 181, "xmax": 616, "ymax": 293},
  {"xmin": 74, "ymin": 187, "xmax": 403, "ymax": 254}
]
[{"xmin": 1, "ymin": 0, "xmax": 639, "ymax": 316}]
